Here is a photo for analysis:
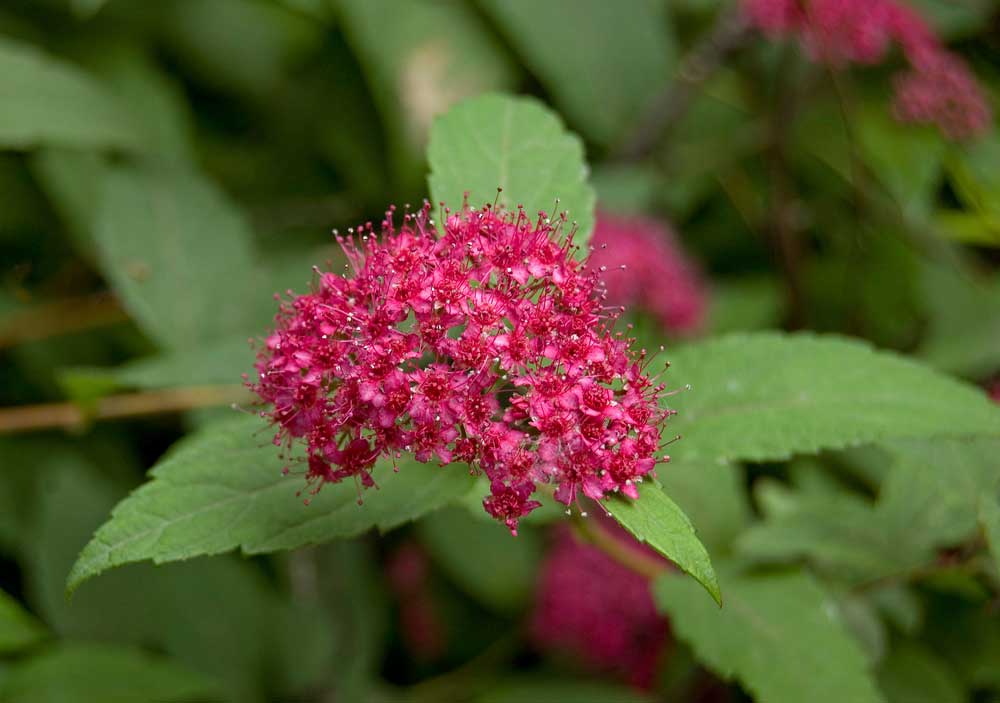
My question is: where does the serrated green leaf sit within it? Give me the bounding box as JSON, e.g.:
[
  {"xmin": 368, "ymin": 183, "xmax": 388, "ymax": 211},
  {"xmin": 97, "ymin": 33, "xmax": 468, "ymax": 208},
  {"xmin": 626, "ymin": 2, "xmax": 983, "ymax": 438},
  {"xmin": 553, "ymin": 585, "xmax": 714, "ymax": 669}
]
[
  {"xmin": 67, "ymin": 416, "xmax": 476, "ymax": 591},
  {"xmin": 0, "ymin": 644, "xmax": 220, "ymax": 703},
  {"xmin": 0, "ymin": 590, "xmax": 45, "ymax": 655},
  {"xmin": 0, "ymin": 37, "xmax": 141, "ymax": 150},
  {"xmin": 417, "ymin": 507, "xmax": 542, "ymax": 613},
  {"xmin": 654, "ymin": 567, "xmax": 885, "ymax": 703},
  {"xmin": 479, "ymin": 0, "xmax": 674, "ymax": 146},
  {"xmin": 660, "ymin": 460, "xmax": 750, "ymax": 555},
  {"xmin": 663, "ymin": 333, "xmax": 1000, "ymax": 463},
  {"xmin": 93, "ymin": 163, "xmax": 259, "ymax": 350},
  {"xmin": 605, "ymin": 482, "xmax": 720, "ymax": 605},
  {"xmin": 428, "ymin": 94, "xmax": 596, "ymax": 240}
]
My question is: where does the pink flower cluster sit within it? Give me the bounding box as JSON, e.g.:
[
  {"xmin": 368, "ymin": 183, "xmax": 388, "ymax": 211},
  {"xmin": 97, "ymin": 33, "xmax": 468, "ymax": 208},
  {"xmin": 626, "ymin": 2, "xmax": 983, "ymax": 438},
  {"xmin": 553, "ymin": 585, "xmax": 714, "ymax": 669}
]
[
  {"xmin": 532, "ymin": 523, "xmax": 668, "ymax": 688},
  {"xmin": 589, "ymin": 212, "xmax": 708, "ymax": 335},
  {"xmin": 252, "ymin": 202, "xmax": 673, "ymax": 534},
  {"xmin": 743, "ymin": 0, "xmax": 991, "ymax": 140},
  {"xmin": 386, "ymin": 542, "xmax": 446, "ymax": 660}
]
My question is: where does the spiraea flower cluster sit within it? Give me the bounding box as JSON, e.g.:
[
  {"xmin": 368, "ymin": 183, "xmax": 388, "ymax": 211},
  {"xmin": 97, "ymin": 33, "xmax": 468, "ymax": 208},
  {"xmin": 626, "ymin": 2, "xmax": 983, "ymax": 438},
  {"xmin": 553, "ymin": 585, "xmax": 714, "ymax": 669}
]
[
  {"xmin": 743, "ymin": 0, "xmax": 991, "ymax": 140},
  {"xmin": 589, "ymin": 212, "xmax": 707, "ymax": 335},
  {"xmin": 532, "ymin": 523, "xmax": 669, "ymax": 688},
  {"xmin": 252, "ymin": 201, "xmax": 673, "ymax": 534}
]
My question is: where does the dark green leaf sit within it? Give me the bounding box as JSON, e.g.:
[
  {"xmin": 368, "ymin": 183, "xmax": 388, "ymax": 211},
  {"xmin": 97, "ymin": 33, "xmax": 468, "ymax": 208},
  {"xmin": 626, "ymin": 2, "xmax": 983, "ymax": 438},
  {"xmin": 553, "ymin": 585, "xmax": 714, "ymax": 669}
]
[
  {"xmin": 606, "ymin": 482, "xmax": 720, "ymax": 605},
  {"xmin": 877, "ymin": 642, "xmax": 965, "ymax": 703},
  {"xmin": 655, "ymin": 566, "xmax": 884, "ymax": 703},
  {"xmin": 67, "ymin": 416, "xmax": 477, "ymax": 590},
  {"xmin": 663, "ymin": 333, "xmax": 1000, "ymax": 463},
  {"xmin": 0, "ymin": 644, "xmax": 220, "ymax": 703},
  {"xmin": 0, "ymin": 590, "xmax": 45, "ymax": 655}
]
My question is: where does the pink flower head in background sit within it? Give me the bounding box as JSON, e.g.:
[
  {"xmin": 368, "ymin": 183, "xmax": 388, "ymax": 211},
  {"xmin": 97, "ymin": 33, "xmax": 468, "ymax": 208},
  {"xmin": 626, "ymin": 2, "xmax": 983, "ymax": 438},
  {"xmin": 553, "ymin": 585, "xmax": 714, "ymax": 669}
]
[
  {"xmin": 742, "ymin": 0, "xmax": 991, "ymax": 140},
  {"xmin": 252, "ymin": 202, "xmax": 675, "ymax": 535},
  {"xmin": 532, "ymin": 522, "xmax": 669, "ymax": 689},
  {"xmin": 589, "ymin": 212, "xmax": 708, "ymax": 335},
  {"xmin": 386, "ymin": 542, "xmax": 446, "ymax": 660},
  {"xmin": 987, "ymin": 380, "xmax": 1000, "ymax": 405}
]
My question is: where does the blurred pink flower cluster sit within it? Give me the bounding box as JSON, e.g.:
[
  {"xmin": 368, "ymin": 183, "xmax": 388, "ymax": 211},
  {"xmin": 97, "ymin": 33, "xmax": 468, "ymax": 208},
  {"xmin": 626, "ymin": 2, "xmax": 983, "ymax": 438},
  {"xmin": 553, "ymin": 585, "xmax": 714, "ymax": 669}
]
[
  {"xmin": 252, "ymin": 202, "xmax": 674, "ymax": 534},
  {"xmin": 386, "ymin": 542, "xmax": 446, "ymax": 661},
  {"xmin": 589, "ymin": 212, "xmax": 708, "ymax": 336},
  {"xmin": 532, "ymin": 522, "xmax": 669, "ymax": 688},
  {"xmin": 743, "ymin": 0, "xmax": 991, "ymax": 140}
]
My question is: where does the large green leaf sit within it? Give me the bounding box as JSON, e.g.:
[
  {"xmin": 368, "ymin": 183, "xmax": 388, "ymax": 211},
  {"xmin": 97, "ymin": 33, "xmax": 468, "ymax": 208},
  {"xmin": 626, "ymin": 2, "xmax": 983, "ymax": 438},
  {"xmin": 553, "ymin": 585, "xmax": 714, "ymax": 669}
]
[
  {"xmin": 0, "ymin": 37, "xmax": 141, "ymax": 150},
  {"xmin": 606, "ymin": 482, "xmax": 720, "ymax": 605},
  {"xmin": 0, "ymin": 644, "xmax": 220, "ymax": 703},
  {"xmin": 479, "ymin": 0, "xmax": 674, "ymax": 146},
  {"xmin": 655, "ymin": 567, "xmax": 884, "ymax": 703},
  {"xmin": 0, "ymin": 590, "xmax": 45, "ymax": 655},
  {"xmin": 981, "ymin": 493, "xmax": 1000, "ymax": 581},
  {"xmin": 428, "ymin": 94, "xmax": 596, "ymax": 240},
  {"xmin": 877, "ymin": 642, "xmax": 965, "ymax": 703},
  {"xmin": 67, "ymin": 416, "xmax": 476, "ymax": 591},
  {"xmin": 93, "ymin": 163, "xmax": 259, "ymax": 350},
  {"xmin": 663, "ymin": 333, "xmax": 1000, "ymax": 463}
]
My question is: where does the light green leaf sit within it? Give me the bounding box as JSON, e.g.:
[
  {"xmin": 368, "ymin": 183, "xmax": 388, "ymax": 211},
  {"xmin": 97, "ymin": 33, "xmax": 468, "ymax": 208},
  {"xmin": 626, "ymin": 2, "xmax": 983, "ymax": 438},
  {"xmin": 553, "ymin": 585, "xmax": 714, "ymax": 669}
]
[
  {"xmin": 980, "ymin": 493, "xmax": 1000, "ymax": 581},
  {"xmin": 417, "ymin": 507, "xmax": 542, "ymax": 613},
  {"xmin": 659, "ymin": 461, "xmax": 750, "ymax": 555},
  {"xmin": 655, "ymin": 567, "xmax": 884, "ymax": 703},
  {"xmin": 29, "ymin": 148, "xmax": 106, "ymax": 258},
  {"xmin": 93, "ymin": 163, "xmax": 259, "ymax": 350},
  {"xmin": 0, "ymin": 590, "xmax": 45, "ymax": 655},
  {"xmin": 428, "ymin": 94, "xmax": 596, "ymax": 240},
  {"xmin": 479, "ymin": 0, "xmax": 674, "ymax": 146},
  {"xmin": 67, "ymin": 416, "xmax": 476, "ymax": 591},
  {"xmin": 877, "ymin": 642, "xmax": 965, "ymax": 703},
  {"xmin": 605, "ymin": 482, "xmax": 720, "ymax": 605},
  {"xmin": 662, "ymin": 332, "xmax": 1000, "ymax": 463},
  {"xmin": 0, "ymin": 37, "xmax": 141, "ymax": 150},
  {"xmin": 0, "ymin": 644, "xmax": 220, "ymax": 703},
  {"xmin": 706, "ymin": 276, "xmax": 784, "ymax": 335}
]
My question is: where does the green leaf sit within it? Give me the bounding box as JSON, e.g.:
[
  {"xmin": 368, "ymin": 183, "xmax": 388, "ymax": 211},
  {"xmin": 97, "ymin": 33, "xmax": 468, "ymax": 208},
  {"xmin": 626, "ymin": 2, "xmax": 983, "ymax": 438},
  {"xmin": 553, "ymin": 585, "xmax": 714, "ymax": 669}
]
[
  {"xmin": 67, "ymin": 416, "xmax": 476, "ymax": 591},
  {"xmin": 93, "ymin": 163, "xmax": 259, "ymax": 350},
  {"xmin": 427, "ymin": 94, "xmax": 596, "ymax": 241},
  {"xmin": 706, "ymin": 276, "xmax": 784, "ymax": 335},
  {"xmin": 662, "ymin": 332, "xmax": 1000, "ymax": 463},
  {"xmin": 0, "ymin": 590, "xmax": 45, "ymax": 655},
  {"xmin": 605, "ymin": 482, "xmax": 720, "ymax": 605},
  {"xmin": 479, "ymin": 0, "xmax": 675, "ymax": 146},
  {"xmin": 877, "ymin": 642, "xmax": 965, "ymax": 703},
  {"xmin": 417, "ymin": 507, "xmax": 542, "ymax": 613},
  {"xmin": 980, "ymin": 493, "xmax": 1000, "ymax": 581},
  {"xmin": 659, "ymin": 461, "xmax": 750, "ymax": 555},
  {"xmin": 918, "ymin": 261, "xmax": 1000, "ymax": 377},
  {"xmin": 0, "ymin": 644, "xmax": 220, "ymax": 703},
  {"xmin": 0, "ymin": 37, "xmax": 141, "ymax": 150},
  {"xmin": 655, "ymin": 567, "xmax": 884, "ymax": 703}
]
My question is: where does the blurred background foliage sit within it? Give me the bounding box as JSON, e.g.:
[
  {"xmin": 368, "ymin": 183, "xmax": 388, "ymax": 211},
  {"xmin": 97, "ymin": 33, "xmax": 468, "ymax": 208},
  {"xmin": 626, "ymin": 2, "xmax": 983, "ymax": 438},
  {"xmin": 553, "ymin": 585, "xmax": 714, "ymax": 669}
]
[{"xmin": 0, "ymin": 0, "xmax": 999, "ymax": 701}]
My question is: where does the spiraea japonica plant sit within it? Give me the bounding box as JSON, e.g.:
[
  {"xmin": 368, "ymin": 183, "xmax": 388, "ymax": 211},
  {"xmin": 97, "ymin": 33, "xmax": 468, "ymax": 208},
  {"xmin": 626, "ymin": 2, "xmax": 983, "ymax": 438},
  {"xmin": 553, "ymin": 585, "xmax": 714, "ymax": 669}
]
[{"xmin": 3, "ymin": 2, "xmax": 1000, "ymax": 699}]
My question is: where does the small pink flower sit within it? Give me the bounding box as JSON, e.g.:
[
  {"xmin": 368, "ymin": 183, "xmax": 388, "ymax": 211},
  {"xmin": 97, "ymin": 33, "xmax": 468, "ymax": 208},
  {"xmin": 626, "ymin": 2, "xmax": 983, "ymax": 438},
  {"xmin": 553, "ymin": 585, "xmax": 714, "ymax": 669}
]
[
  {"xmin": 532, "ymin": 523, "xmax": 669, "ymax": 689},
  {"xmin": 588, "ymin": 212, "xmax": 708, "ymax": 335},
  {"xmin": 252, "ymin": 202, "xmax": 674, "ymax": 534}
]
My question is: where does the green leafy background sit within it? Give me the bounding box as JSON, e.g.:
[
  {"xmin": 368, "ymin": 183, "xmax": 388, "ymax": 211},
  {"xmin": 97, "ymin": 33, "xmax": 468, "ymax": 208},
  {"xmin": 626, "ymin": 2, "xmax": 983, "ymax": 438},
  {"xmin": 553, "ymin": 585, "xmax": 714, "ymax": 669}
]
[{"xmin": 1, "ymin": 1, "xmax": 1000, "ymax": 701}]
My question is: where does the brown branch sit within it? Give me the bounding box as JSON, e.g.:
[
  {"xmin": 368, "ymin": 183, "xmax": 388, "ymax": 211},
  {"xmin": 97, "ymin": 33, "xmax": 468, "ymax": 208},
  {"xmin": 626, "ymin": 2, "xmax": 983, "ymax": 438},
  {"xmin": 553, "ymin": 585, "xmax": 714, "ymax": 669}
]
[
  {"xmin": 615, "ymin": 4, "xmax": 752, "ymax": 162},
  {"xmin": 0, "ymin": 385, "xmax": 250, "ymax": 434},
  {"xmin": 0, "ymin": 293, "xmax": 127, "ymax": 349}
]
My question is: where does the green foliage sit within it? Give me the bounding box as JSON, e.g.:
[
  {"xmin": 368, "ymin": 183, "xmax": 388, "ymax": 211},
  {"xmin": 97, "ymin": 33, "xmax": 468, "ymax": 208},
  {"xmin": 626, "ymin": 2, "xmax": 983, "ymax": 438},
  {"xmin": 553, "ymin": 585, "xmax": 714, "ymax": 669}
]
[
  {"xmin": 877, "ymin": 642, "xmax": 965, "ymax": 703},
  {"xmin": 479, "ymin": 0, "xmax": 674, "ymax": 146},
  {"xmin": 979, "ymin": 493, "xmax": 1000, "ymax": 581},
  {"xmin": 428, "ymin": 94, "xmax": 596, "ymax": 239},
  {"xmin": 663, "ymin": 333, "xmax": 1000, "ymax": 463},
  {"xmin": 0, "ymin": 590, "xmax": 45, "ymax": 655},
  {"xmin": 477, "ymin": 677, "xmax": 654, "ymax": 703},
  {"xmin": 655, "ymin": 567, "xmax": 885, "ymax": 703},
  {"xmin": 417, "ymin": 507, "xmax": 542, "ymax": 614},
  {"xmin": 606, "ymin": 483, "xmax": 721, "ymax": 605},
  {"xmin": 0, "ymin": 37, "xmax": 140, "ymax": 150},
  {"xmin": 67, "ymin": 417, "xmax": 476, "ymax": 591},
  {"xmin": 0, "ymin": 644, "xmax": 220, "ymax": 703}
]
